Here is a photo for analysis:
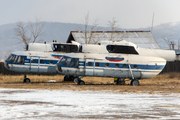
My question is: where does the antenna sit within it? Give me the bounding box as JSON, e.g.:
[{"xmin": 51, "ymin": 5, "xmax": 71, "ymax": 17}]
[{"xmin": 151, "ymin": 12, "xmax": 155, "ymax": 32}]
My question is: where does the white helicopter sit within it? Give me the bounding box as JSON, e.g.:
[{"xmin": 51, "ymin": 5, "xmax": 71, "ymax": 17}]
[
  {"xmin": 4, "ymin": 40, "xmax": 80, "ymax": 83},
  {"xmin": 56, "ymin": 40, "xmax": 176, "ymax": 86}
]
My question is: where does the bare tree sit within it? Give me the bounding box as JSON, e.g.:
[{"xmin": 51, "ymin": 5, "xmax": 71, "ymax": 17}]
[
  {"xmin": 79, "ymin": 12, "xmax": 100, "ymax": 44},
  {"xmin": 162, "ymin": 35, "xmax": 174, "ymax": 49},
  {"xmin": 14, "ymin": 19, "xmax": 44, "ymax": 48},
  {"xmin": 107, "ymin": 18, "xmax": 121, "ymax": 41},
  {"xmin": 84, "ymin": 12, "xmax": 89, "ymax": 44},
  {"xmin": 14, "ymin": 22, "xmax": 31, "ymax": 47},
  {"xmin": 29, "ymin": 18, "xmax": 44, "ymax": 43},
  {"xmin": 87, "ymin": 18, "xmax": 99, "ymax": 44}
]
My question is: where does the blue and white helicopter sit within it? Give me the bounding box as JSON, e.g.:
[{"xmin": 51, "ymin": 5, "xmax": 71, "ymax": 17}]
[
  {"xmin": 4, "ymin": 41, "xmax": 80, "ymax": 83},
  {"xmin": 56, "ymin": 40, "xmax": 176, "ymax": 86}
]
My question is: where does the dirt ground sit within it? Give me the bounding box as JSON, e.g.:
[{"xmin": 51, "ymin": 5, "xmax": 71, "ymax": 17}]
[{"xmin": 0, "ymin": 72, "xmax": 180, "ymax": 94}]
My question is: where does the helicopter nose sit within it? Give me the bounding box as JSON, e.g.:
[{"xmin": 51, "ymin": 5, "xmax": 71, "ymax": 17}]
[
  {"xmin": 4, "ymin": 61, "xmax": 9, "ymax": 69},
  {"xmin": 56, "ymin": 64, "xmax": 62, "ymax": 73}
]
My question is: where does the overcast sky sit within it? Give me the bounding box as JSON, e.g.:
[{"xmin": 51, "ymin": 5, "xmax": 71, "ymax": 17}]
[{"xmin": 1, "ymin": 0, "xmax": 180, "ymax": 29}]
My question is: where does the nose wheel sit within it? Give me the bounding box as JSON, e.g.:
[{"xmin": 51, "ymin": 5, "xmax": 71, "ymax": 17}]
[
  {"xmin": 24, "ymin": 78, "xmax": 30, "ymax": 83},
  {"xmin": 24, "ymin": 74, "xmax": 31, "ymax": 83}
]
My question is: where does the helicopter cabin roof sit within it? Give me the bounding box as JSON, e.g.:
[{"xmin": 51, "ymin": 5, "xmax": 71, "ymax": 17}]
[{"xmin": 66, "ymin": 31, "xmax": 160, "ymax": 49}]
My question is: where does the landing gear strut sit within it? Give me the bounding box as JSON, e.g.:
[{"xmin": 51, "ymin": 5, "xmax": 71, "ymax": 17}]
[
  {"xmin": 24, "ymin": 74, "xmax": 30, "ymax": 83},
  {"xmin": 128, "ymin": 63, "xmax": 140, "ymax": 86}
]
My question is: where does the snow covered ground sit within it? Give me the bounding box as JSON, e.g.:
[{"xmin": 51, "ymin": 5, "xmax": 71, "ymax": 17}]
[{"xmin": 0, "ymin": 88, "xmax": 180, "ymax": 119}]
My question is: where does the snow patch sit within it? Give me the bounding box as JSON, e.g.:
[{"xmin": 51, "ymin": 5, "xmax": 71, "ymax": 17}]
[{"xmin": 0, "ymin": 88, "xmax": 180, "ymax": 119}]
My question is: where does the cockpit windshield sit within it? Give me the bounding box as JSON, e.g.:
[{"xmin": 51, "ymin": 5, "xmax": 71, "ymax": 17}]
[
  {"xmin": 6, "ymin": 54, "xmax": 24, "ymax": 64},
  {"xmin": 7, "ymin": 54, "xmax": 14, "ymax": 62},
  {"xmin": 59, "ymin": 57, "xmax": 67, "ymax": 64},
  {"xmin": 11, "ymin": 55, "xmax": 18, "ymax": 63},
  {"xmin": 58, "ymin": 56, "xmax": 79, "ymax": 68},
  {"xmin": 64, "ymin": 58, "xmax": 71, "ymax": 66},
  {"xmin": 7, "ymin": 54, "xmax": 17, "ymax": 63}
]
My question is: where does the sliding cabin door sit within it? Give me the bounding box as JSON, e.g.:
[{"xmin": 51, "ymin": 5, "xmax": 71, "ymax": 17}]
[
  {"xmin": 29, "ymin": 56, "xmax": 41, "ymax": 73},
  {"xmin": 85, "ymin": 59, "xmax": 95, "ymax": 76}
]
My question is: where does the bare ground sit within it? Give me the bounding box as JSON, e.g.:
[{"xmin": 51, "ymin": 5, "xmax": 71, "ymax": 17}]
[{"xmin": 0, "ymin": 72, "xmax": 180, "ymax": 94}]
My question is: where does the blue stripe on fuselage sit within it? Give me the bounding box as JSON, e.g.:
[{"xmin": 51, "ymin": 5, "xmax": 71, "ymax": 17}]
[
  {"xmin": 61, "ymin": 61, "xmax": 165, "ymax": 70},
  {"xmin": 84, "ymin": 62, "xmax": 164, "ymax": 70}
]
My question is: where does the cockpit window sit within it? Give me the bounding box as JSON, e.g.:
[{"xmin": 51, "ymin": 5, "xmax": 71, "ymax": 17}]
[
  {"xmin": 70, "ymin": 58, "xmax": 79, "ymax": 68},
  {"xmin": 17, "ymin": 56, "xmax": 24, "ymax": 64},
  {"xmin": 7, "ymin": 54, "xmax": 14, "ymax": 62},
  {"xmin": 11, "ymin": 55, "xmax": 18, "ymax": 63},
  {"xmin": 59, "ymin": 57, "xmax": 79, "ymax": 67},
  {"xmin": 64, "ymin": 58, "xmax": 71, "ymax": 66},
  {"xmin": 59, "ymin": 57, "xmax": 67, "ymax": 64},
  {"xmin": 7, "ymin": 54, "xmax": 24, "ymax": 64},
  {"xmin": 106, "ymin": 45, "xmax": 138, "ymax": 54}
]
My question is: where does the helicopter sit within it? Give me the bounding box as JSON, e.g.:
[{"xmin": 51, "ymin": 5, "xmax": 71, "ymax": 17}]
[
  {"xmin": 56, "ymin": 40, "xmax": 175, "ymax": 86},
  {"xmin": 4, "ymin": 41, "xmax": 80, "ymax": 83}
]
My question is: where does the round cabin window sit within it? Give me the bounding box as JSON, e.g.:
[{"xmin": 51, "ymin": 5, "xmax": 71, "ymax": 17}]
[
  {"xmin": 40, "ymin": 60, "xmax": 44, "ymax": 64},
  {"xmin": 123, "ymin": 64, "xmax": 127, "ymax": 68},
  {"xmin": 133, "ymin": 64, "xmax": 137, "ymax": 68},
  {"xmin": 105, "ymin": 63, "xmax": 109, "ymax": 67},
  {"xmin": 88, "ymin": 62, "xmax": 92, "ymax": 66},
  {"xmin": 95, "ymin": 62, "xmax": 99, "ymax": 66},
  {"xmin": 33, "ymin": 60, "xmax": 37, "ymax": 63},
  {"xmin": 49, "ymin": 60, "xmax": 53, "ymax": 64},
  {"xmin": 115, "ymin": 64, "xmax": 119, "ymax": 68}
]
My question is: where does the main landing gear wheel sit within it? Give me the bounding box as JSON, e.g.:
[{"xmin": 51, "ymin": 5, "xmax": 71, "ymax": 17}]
[
  {"xmin": 130, "ymin": 79, "xmax": 139, "ymax": 86},
  {"xmin": 73, "ymin": 77, "xmax": 85, "ymax": 85},
  {"xmin": 24, "ymin": 78, "xmax": 30, "ymax": 83},
  {"xmin": 79, "ymin": 80, "xmax": 85, "ymax": 85},
  {"xmin": 117, "ymin": 78, "xmax": 125, "ymax": 85},
  {"xmin": 73, "ymin": 77, "xmax": 79, "ymax": 84},
  {"xmin": 64, "ymin": 75, "xmax": 74, "ymax": 81},
  {"xmin": 64, "ymin": 75, "xmax": 69, "ymax": 81}
]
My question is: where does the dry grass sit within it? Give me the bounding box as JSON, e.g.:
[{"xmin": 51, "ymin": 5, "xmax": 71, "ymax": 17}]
[{"xmin": 0, "ymin": 72, "xmax": 180, "ymax": 94}]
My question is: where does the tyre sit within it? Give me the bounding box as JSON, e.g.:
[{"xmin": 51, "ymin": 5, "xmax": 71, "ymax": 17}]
[
  {"xmin": 79, "ymin": 80, "xmax": 85, "ymax": 85},
  {"xmin": 132, "ymin": 79, "xmax": 139, "ymax": 86},
  {"xmin": 24, "ymin": 78, "xmax": 30, "ymax": 83},
  {"xmin": 73, "ymin": 78, "xmax": 79, "ymax": 83},
  {"xmin": 64, "ymin": 75, "xmax": 69, "ymax": 81}
]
